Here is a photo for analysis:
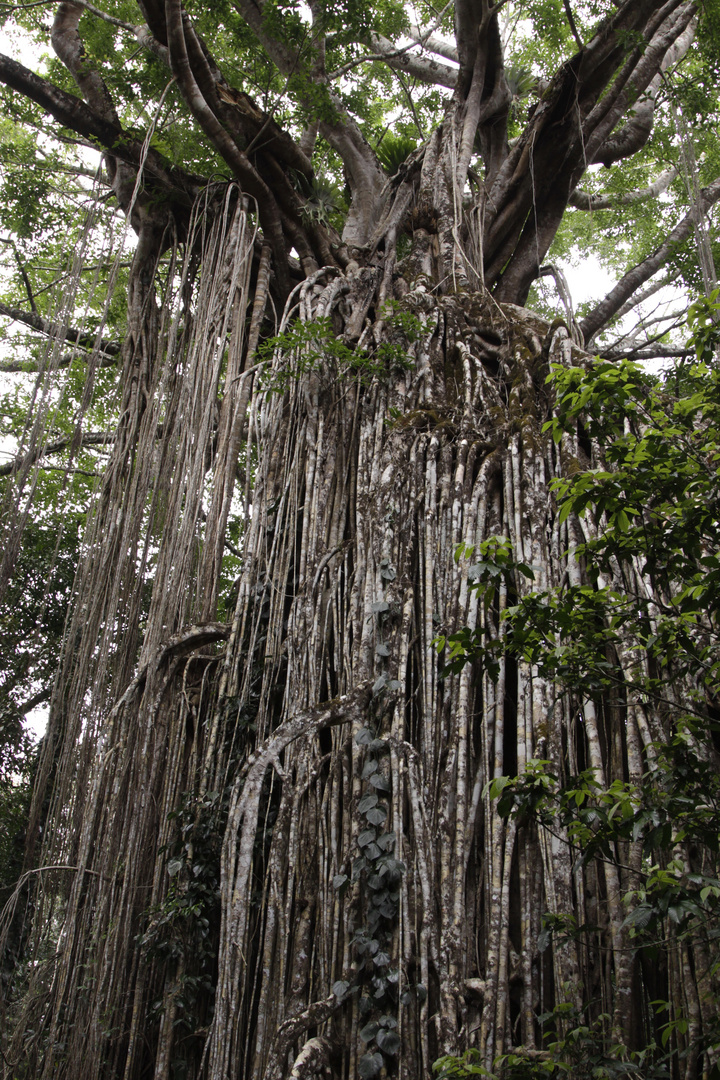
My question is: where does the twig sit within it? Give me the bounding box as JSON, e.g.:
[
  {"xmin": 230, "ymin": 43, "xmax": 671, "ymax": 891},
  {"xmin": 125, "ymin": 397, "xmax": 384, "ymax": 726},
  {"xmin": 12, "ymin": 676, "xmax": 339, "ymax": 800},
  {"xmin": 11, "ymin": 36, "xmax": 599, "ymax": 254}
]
[
  {"xmin": 0, "ymin": 431, "xmax": 115, "ymax": 477},
  {"xmin": 0, "ymin": 237, "xmax": 37, "ymax": 312},
  {"xmin": 396, "ymin": 69, "xmax": 427, "ymax": 140},
  {"xmin": 0, "ymin": 0, "xmax": 135, "ymax": 31},
  {"xmin": 563, "ymin": 0, "xmax": 584, "ymax": 50}
]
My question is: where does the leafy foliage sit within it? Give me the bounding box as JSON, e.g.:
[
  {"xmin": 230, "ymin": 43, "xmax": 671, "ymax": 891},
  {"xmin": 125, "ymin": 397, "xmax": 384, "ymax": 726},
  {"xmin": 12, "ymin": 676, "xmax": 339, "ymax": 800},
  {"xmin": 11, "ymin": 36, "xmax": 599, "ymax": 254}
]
[
  {"xmin": 376, "ymin": 132, "xmax": 417, "ymax": 176},
  {"xmin": 332, "ymin": 720, "xmax": 410, "ymax": 1075},
  {"xmin": 438, "ymin": 296, "xmax": 720, "ymax": 1074},
  {"xmin": 435, "ymin": 1002, "xmax": 677, "ymax": 1079},
  {"xmin": 258, "ymin": 303, "xmax": 420, "ymax": 392},
  {"xmin": 138, "ymin": 790, "xmax": 225, "ymax": 1049}
]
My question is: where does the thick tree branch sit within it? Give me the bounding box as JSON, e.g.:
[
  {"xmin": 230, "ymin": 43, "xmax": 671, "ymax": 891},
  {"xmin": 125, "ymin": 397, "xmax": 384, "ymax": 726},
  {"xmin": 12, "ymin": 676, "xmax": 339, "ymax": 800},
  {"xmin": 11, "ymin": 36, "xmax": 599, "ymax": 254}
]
[
  {"xmin": 602, "ymin": 345, "xmax": 693, "ymax": 361},
  {"xmin": 99, "ymin": 621, "xmax": 231, "ymax": 729},
  {"xmin": 0, "ymin": 432, "xmax": 115, "ymax": 478},
  {"xmin": 407, "ymin": 22, "xmax": 459, "ymax": 64},
  {"xmin": 454, "ymin": 0, "xmax": 486, "ymax": 90},
  {"xmin": 164, "ymin": 0, "xmax": 290, "ymax": 294},
  {"xmin": 563, "ymin": 0, "xmax": 583, "ymax": 50},
  {"xmin": 582, "ymin": 5, "xmax": 694, "ymax": 167},
  {"xmin": 52, "ymin": 3, "xmax": 120, "ymax": 124},
  {"xmin": 333, "ymin": 1, "xmax": 460, "ymax": 85},
  {"xmin": 16, "ymin": 687, "xmax": 51, "ymax": 716},
  {"xmin": 130, "ymin": 8, "xmax": 333, "ymax": 276},
  {"xmin": 365, "ymin": 32, "xmax": 458, "ymax": 88},
  {"xmin": 485, "ymin": 52, "xmax": 586, "ymax": 295},
  {"xmin": 488, "ymin": 0, "xmax": 687, "ymax": 285},
  {"xmin": 131, "ymin": 10, "xmax": 315, "ymax": 188},
  {"xmin": 614, "ymin": 270, "xmax": 680, "ymax": 322},
  {"xmin": 229, "ymin": 0, "xmax": 298, "ymax": 74},
  {"xmin": 298, "ymin": 119, "xmax": 318, "ymax": 160},
  {"xmin": 134, "ymin": 0, "xmax": 168, "ymax": 42},
  {"xmin": 592, "ymin": 93, "xmax": 656, "ymax": 167},
  {"xmin": 132, "ymin": 23, "xmax": 170, "ymax": 65},
  {"xmin": 52, "ymin": 1, "xmax": 151, "ymax": 220},
  {"xmin": 106, "ymin": 4, "xmax": 323, "ymax": 276},
  {"xmin": 570, "ymin": 167, "xmax": 677, "ymax": 210},
  {"xmin": 0, "ymin": 300, "xmax": 120, "ymax": 356},
  {"xmin": 229, "ymin": 0, "xmax": 386, "ymax": 246},
  {"xmin": 178, "ymin": 19, "xmax": 314, "ymax": 181},
  {"xmin": 307, "ymin": 0, "xmax": 326, "ymax": 81},
  {"xmin": 485, "ymin": 0, "xmax": 692, "ymax": 301},
  {"xmin": 0, "ymin": 351, "xmax": 117, "ymax": 373},
  {"xmin": 265, "ymin": 999, "xmax": 339, "ymax": 1080},
  {"xmin": 579, "ymin": 0, "xmax": 687, "ymax": 132},
  {"xmin": 318, "ymin": 108, "xmax": 387, "ymax": 249},
  {"xmin": 0, "ymin": 53, "xmax": 201, "ymax": 208},
  {"xmin": 580, "ymin": 175, "xmax": 720, "ymax": 344},
  {"xmin": 466, "ymin": 13, "xmax": 511, "ymax": 185},
  {"xmin": 288, "ymin": 1038, "xmax": 332, "ymax": 1080}
]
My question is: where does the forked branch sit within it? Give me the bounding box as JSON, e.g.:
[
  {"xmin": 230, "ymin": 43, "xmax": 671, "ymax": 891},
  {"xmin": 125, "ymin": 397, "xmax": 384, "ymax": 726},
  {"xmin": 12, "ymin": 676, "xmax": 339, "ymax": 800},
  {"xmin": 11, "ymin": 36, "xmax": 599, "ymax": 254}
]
[{"xmin": 580, "ymin": 175, "xmax": 720, "ymax": 344}]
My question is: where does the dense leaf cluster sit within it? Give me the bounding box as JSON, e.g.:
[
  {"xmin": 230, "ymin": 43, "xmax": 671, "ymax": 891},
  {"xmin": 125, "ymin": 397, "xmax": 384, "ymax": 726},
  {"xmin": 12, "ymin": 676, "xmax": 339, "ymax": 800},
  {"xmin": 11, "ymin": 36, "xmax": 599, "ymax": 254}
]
[{"xmin": 437, "ymin": 297, "xmax": 720, "ymax": 1075}]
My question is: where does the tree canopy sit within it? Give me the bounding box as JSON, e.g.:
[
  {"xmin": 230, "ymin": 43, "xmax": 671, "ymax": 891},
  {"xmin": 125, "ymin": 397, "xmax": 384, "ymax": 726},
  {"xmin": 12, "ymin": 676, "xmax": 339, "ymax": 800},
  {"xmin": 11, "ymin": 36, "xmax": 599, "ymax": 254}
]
[{"xmin": 0, "ymin": 0, "xmax": 718, "ymax": 364}]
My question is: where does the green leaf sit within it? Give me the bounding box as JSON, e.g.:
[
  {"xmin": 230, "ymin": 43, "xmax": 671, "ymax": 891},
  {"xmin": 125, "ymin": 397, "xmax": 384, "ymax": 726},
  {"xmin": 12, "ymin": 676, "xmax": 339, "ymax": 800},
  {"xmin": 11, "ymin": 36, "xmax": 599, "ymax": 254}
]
[
  {"xmin": 376, "ymin": 1029, "xmax": 401, "ymax": 1054},
  {"xmin": 615, "ymin": 509, "xmax": 630, "ymax": 533},
  {"xmin": 623, "ymin": 904, "xmax": 654, "ymax": 930},
  {"xmin": 372, "ymin": 675, "xmax": 388, "ymax": 695},
  {"xmin": 358, "ymin": 1051, "xmax": 384, "ymax": 1076},
  {"xmin": 485, "ymin": 775, "xmax": 511, "ymax": 801},
  {"xmin": 558, "ymin": 499, "xmax": 573, "ymax": 525}
]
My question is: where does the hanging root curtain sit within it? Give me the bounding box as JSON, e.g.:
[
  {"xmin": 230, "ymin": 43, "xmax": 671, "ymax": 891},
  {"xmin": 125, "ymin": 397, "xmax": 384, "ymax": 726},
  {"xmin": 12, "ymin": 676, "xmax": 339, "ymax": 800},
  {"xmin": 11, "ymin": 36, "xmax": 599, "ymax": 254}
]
[{"xmin": 1, "ymin": 187, "xmax": 717, "ymax": 1080}]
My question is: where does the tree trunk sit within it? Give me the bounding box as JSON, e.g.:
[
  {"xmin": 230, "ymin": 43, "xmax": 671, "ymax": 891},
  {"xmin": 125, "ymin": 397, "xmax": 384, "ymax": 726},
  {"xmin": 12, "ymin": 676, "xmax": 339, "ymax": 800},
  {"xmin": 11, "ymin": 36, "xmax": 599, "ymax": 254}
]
[{"xmin": 3, "ymin": 189, "xmax": 699, "ymax": 1079}]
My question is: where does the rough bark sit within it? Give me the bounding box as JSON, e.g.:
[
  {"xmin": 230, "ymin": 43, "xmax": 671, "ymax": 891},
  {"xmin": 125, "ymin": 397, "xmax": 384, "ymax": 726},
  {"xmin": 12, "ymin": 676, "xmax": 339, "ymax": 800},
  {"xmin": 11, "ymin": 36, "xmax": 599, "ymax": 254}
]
[{"xmin": 3, "ymin": 238, "xmax": 714, "ymax": 1078}]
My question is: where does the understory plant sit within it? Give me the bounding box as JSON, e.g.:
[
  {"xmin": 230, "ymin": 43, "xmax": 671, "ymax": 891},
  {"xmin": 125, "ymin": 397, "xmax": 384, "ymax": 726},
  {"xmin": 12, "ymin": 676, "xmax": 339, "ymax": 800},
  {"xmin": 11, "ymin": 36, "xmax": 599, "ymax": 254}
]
[{"xmin": 436, "ymin": 294, "xmax": 720, "ymax": 1076}]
